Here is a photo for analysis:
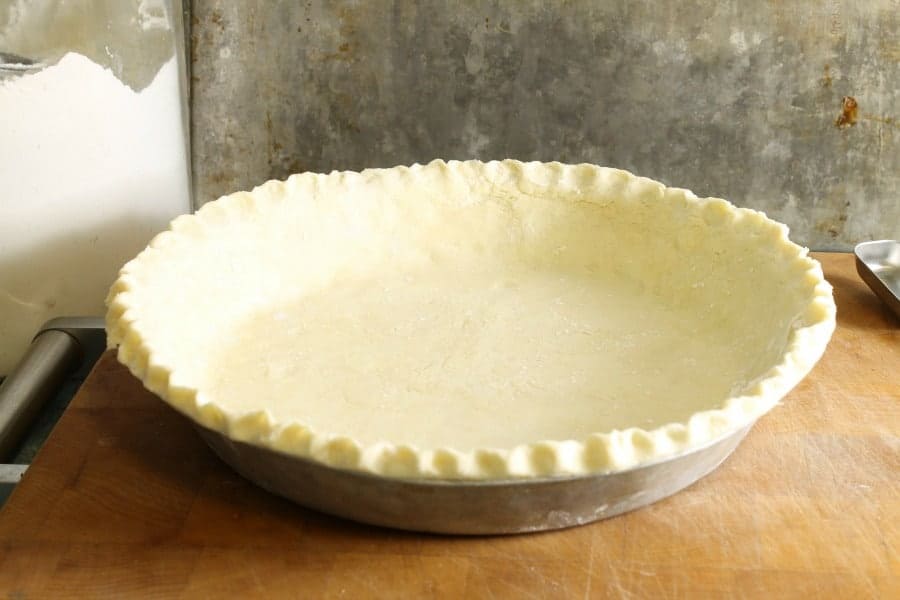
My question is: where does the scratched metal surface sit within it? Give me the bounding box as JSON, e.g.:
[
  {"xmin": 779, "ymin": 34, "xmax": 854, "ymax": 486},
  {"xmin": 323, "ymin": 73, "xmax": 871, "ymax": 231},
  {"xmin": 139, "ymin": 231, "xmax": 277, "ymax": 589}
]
[{"xmin": 189, "ymin": 1, "xmax": 899, "ymax": 251}]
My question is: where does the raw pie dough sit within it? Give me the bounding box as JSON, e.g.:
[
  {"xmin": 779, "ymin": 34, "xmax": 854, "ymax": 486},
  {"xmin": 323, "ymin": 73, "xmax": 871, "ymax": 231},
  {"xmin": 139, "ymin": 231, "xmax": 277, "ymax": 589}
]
[{"xmin": 107, "ymin": 160, "xmax": 836, "ymax": 479}]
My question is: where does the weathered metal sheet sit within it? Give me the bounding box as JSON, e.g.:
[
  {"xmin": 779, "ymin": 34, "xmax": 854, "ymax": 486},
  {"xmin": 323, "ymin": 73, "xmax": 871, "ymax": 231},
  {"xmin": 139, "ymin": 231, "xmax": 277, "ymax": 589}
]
[{"xmin": 190, "ymin": 1, "xmax": 899, "ymax": 250}]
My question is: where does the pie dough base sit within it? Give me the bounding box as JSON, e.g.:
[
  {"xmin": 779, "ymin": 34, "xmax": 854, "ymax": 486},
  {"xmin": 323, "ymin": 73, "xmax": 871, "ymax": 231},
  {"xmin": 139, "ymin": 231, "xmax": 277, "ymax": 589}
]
[
  {"xmin": 207, "ymin": 265, "xmax": 759, "ymax": 451},
  {"xmin": 106, "ymin": 160, "xmax": 836, "ymax": 479}
]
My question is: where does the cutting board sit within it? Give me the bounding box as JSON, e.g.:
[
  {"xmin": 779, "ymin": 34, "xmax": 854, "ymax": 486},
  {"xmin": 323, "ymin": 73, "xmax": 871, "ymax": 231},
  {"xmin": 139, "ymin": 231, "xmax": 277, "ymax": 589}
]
[{"xmin": 0, "ymin": 253, "xmax": 897, "ymax": 598}]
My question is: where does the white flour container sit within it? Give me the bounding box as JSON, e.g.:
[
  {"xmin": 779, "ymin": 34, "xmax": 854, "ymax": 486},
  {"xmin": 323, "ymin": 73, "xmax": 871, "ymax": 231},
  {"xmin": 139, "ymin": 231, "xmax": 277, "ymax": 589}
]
[{"xmin": 0, "ymin": 0, "xmax": 191, "ymax": 374}]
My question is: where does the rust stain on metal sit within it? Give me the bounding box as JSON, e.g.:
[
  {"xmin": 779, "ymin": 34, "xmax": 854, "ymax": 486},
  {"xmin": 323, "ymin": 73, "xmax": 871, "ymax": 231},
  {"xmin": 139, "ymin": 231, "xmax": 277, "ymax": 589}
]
[
  {"xmin": 879, "ymin": 40, "xmax": 900, "ymax": 62},
  {"xmin": 319, "ymin": 8, "xmax": 359, "ymax": 62},
  {"xmin": 319, "ymin": 47, "xmax": 355, "ymax": 62},
  {"xmin": 816, "ymin": 210, "xmax": 849, "ymax": 239},
  {"xmin": 265, "ymin": 110, "xmax": 277, "ymax": 170},
  {"xmin": 861, "ymin": 114, "xmax": 900, "ymax": 130},
  {"xmin": 265, "ymin": 110, "xmax": 273, "ymax": 141},
  {"xmin": 207, "ymin": 171, "xmax": 232, "ymax": 186},
  {"xmin": 209, "ymin": 10, "xmax": 225, "ymax": 30},
  {"xmin": 337, "ymin": 7, "xmax": 358, "ymax": 35},
  {"xmin": 835, "ymin": 96, "xmax": 858, "ymax": 128}
]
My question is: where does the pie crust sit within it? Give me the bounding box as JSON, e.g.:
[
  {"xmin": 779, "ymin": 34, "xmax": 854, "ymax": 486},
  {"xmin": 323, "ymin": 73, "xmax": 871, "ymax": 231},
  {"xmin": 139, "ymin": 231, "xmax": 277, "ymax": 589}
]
[{"xmin": 106, "ymin": 160, "xmax": 836, "ymax": 480}]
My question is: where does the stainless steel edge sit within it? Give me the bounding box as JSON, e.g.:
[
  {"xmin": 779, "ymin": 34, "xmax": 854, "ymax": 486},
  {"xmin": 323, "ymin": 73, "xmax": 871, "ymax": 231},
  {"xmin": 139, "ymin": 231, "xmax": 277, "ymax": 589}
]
[
  {"xmin": 37, "ymin": 317, "xmax": 107, "ymax": 363},
  {"xmin": 854, "ymin": 240, "xmax": 900, "ymax": 321},
  {"xmin": 0, "ymin": 463, "xmax": 27, "ymax": 484},
  {"xmin": 0, "ymin": 317, "xmax": 105, "ymax": 461},
  {"xmin": 195, "ymin": 423, "xmax": 753, "ymax": 535}
]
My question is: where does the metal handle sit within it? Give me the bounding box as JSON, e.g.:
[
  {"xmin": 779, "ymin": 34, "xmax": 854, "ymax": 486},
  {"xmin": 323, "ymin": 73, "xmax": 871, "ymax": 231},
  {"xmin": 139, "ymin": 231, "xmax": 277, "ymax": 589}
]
[{"xmin": 0, "ymin": 317, "xmax": 105, "ymax": 461}]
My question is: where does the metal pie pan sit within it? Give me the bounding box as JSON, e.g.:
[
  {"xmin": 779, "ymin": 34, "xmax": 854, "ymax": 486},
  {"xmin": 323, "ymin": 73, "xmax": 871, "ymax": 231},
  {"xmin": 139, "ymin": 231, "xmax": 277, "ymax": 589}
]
[
  {"xmin": 194, "ymin": 422, "xmax": 754, "ymax": 535},
  {"xmin": 855, "ymin": 240, "xmax": 900, "ymax": 320}
]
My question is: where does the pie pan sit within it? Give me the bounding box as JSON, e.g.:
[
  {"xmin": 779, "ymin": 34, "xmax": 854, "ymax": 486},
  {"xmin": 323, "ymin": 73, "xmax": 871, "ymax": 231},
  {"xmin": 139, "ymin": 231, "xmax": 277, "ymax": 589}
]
[
  {"xmin": 106, "ymin": 160, "xmax": 836, "ymax": 533},
  {"xmin": 194, "ymin": 422, "xmax": 753, "ymax": 534},
  {"xmin": 854, "ymin": 240, "xmax": 900, "ymax": 320}
]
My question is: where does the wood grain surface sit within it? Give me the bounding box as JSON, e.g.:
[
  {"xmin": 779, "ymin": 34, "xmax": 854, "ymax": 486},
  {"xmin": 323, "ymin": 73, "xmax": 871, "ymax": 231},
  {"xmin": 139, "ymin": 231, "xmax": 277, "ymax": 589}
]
[{"xmin": 0, "ymin": 253, "xmax": 897, "ymax": 599}]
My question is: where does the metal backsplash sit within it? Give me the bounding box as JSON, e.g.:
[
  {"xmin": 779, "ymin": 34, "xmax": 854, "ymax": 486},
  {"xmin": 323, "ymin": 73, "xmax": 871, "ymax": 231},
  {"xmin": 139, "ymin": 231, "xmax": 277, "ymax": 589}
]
[{"xmin": 189, "ymin": 1, "xmax": 899, "ymax": 251}]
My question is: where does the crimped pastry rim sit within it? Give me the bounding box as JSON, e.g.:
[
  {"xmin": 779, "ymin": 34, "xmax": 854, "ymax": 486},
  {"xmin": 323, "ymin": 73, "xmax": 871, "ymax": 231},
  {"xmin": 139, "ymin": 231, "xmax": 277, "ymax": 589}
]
[{"xmin": 106, "ymin": 159, "xmax": 836, "ymax": 480}]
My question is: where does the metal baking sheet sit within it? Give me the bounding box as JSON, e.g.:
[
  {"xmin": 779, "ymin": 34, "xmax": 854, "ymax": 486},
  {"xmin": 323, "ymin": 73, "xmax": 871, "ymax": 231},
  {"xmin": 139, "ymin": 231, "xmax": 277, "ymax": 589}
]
[
  {"xmin": 855, "ymin": 240, "xmax": 900, "ymax": 320},
  {"xmin": 195, "ymin": 423, "xmax": 753, "ymax": 535}
]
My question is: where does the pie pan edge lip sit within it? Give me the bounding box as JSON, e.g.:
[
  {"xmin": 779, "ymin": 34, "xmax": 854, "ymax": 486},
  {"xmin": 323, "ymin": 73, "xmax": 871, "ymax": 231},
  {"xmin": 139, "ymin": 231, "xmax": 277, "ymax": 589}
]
[{"xmin": 105, "ymin": 159, "xmax": 837, "ymax": 481}]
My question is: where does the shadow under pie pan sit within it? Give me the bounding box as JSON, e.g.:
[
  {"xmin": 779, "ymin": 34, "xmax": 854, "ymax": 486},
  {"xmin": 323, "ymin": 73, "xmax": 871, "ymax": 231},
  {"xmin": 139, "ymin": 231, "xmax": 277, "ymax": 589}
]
[{"xmin": 106, "ymin": 159, "xmax": 836, "ymax": 534}]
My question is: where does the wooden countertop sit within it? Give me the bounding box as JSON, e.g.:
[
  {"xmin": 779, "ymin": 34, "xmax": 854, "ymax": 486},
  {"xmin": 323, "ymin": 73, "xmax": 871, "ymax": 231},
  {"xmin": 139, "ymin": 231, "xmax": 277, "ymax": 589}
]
[{"xmin": 0, "ymin": 253, "xmax": 897, "ymax": 598}]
